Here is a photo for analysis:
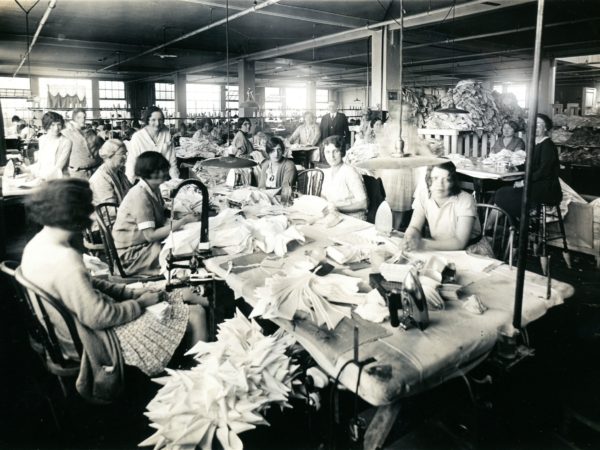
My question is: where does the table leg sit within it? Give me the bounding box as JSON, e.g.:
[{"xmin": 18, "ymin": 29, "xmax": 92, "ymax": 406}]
[{"xmin": 363, "ymin": 402, "xmax": 402, "ymax": 450}]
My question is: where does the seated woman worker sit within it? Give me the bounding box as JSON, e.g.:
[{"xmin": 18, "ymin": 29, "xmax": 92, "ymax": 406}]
[
  {"xmin": 320, "ymin": 135, "xmax": 368, "ymax": 220},
  {"xmin": 20, "ymin": 179, "xmax": 207, "ymax": 388},
  {"xmin": 404, "ymin": 161, "xmax": 480, "ymax": 251},
  {"xmin": 112, "ymin": 152, "xmax": 197, "ymax": 276},
  {"xmin": 258, "ymin": 136, "xmax": 297, "ymax": 190}
]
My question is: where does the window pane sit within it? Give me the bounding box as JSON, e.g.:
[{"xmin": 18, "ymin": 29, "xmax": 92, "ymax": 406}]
[{"xmin": 186, "ymin": 83, "xmax": 222, "ymax": 116}]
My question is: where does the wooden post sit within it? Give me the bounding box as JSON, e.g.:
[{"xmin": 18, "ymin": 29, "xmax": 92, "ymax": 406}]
[{"xmin": 514, "ymin": 0, "xmax": 546, "ymax": 330}]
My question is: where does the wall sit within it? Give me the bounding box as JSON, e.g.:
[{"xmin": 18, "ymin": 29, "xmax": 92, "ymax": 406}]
[
  {"xmin": 334, "ymin": 86, "xmax": 369, "ymax": 118},
  {"xmin": 555, "ymin": 81, "xmax": 600, "ymax": 111}
]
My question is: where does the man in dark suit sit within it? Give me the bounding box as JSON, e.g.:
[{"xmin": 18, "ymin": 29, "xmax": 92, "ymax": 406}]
[{"xmin": 319, "ymin": 100, "xmax": 350, "ymax": 145}]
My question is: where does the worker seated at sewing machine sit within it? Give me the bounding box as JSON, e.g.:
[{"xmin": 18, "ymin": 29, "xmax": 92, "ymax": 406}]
[
  {"xmin": 403, "ymin": 161, "xmax": 480, "ymax": 251},
  {"xmin": 20, "ymin": 179, "xmax": 208, "ymax": 395},
  {"xmin": 112, "ymin": 152, "xmax": 198, "ymax": 276}
]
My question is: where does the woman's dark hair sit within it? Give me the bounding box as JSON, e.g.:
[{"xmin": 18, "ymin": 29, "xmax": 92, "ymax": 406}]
[
  {"xmin": 425, "ymin": 161, "xmax": 461, "ymax": 197},
  {"xmin": 198, "ymin": 117, "xmax": 213, "ymax": 130},
  {"xmin": 134, "ymin": 151, "xmax": 170, "ymax": 179},
  {"xmin": 26, "ymin": 179, "xmax": 93, "ymax": 232},
  {"xmin": 537, "ymin": 113, "xmax": 552, "ymax": 132},
  {"xmin": 237, "ymin": 117, "xmax": 251, "ymax": 129},
  {"xmin": 322, "ymin": 135, "xmax": 346, "ymax": 157},
  {"xmin": 369, "ymin": 117, "xmax": 384, "ymax": 129},
  {"xmin": 265, "ymin": 136, "xmax": 285, "ymax": 155},
  {"xmin": 11, "ymin": 115, "xmax": 20, "ymax": 123},
  {"xmin": 504, "ymin": 120, "xmax": 519, "ymax": 133},
  {"xmin": 143, "ymin": 106, "xmax": 165, "ymax": 125},
  {"xmin": 122, "ymin": 127, "xmax": 135, "ymax": 141},
  {"xmin": 41, "ymin": 111, "xmax": 65, "ymax": 131},
  {"xmin": 71, "ymin": 108, "xmax": 86, "ymax": 119}
]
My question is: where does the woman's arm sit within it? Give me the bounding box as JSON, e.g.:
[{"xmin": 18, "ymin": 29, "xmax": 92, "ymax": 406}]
[
  {"xmin": 310, "ymin": 126, "xmax": 321, "ymax": 146},
  {"xmin": 55, "ymin": 138, "xmax": 72, "ymax": 175},
  {"xmin": 258, "ymin": 161, "xmax": 268, "ymax": 189},
  {"xmin": 338, "ymin": 168, "xmax": 367, "ymax": 212},
  {"xmin": 403, "ymin": 202, "xmax": 426, "ymax": 251},
  {"xmin": 57, "ymin": 257, "xmax": 144, "ymax": 330},
  {"xmin": 280, "ymin": 160, "xmax": 298, "ymax": 188},
  {"xmin": 125, "ymin": 137, "xmax": 141, "ymax": 182},
  {"xmin": 164, "ymin": 136, "xmax": 180, "ymax": 179},
  {"xmin": 140, "ymin": 214, "xmax": 197, "ymax": 242},
  {"xmin": 421, "ymin": 215, "xmax": 475, "ymax": 251}
]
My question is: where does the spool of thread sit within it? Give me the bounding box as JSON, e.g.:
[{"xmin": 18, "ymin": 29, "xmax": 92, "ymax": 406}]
[{"xmin": 306, "ymin": 367, "xmax": 329, "ymax": 389}]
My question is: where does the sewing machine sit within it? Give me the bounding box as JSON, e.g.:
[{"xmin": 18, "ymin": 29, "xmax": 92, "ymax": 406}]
[{"xmin": 369, "ymin": 270, "xmax": 429, "ymax": 330}]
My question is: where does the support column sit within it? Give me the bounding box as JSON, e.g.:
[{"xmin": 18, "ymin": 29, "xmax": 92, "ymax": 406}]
[
  {"xmin": 370, "ymin": 27, "xmax": 401, "ymax": 112},
  {"xmin": 238, "ymin": 59, "xmax": 256, "ymax": 116},
  {"xmin": 174, "ymin": 73, "xmax": 187, "ymax": 125},
  {"xmin": 538, "ymin": 56, "xmax": 556, "ymax": 115},
  {"xmin": 306, "ymin": 81, "xmax": 316, "ymax": 114},
  {"xmin": 220, "ymin": 85, "xmax": 227, "ymax": 117},
  {"xmin": 91, "ymin": 79, "xmax": 100, "ymax": 119}
]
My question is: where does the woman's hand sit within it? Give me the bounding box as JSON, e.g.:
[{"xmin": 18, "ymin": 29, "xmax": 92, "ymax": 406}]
[
  {"xmin": 181, "ymin": 287, "xmax": 209, "ymax": 307},
  {"xmin": 175, "ymin": 213, "xmax": 199, "ymax": 230},
  {"xmin": 402, "ymin": 229, "xmax": 422, "ymax": 252},
  {"xmin": 137, "ymin": 291, "xmax": 163, "ymax": 308}
]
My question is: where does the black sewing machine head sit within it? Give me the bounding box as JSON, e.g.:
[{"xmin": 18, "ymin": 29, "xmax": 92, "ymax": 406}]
[{"xmin": 369, "ymin": 270, "xmax": 429, "ymax": 330}]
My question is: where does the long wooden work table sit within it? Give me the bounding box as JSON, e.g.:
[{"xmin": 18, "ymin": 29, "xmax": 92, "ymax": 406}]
[{"xmin": 202, "ymin": 210, "xmax": 574, "ymax": 450}]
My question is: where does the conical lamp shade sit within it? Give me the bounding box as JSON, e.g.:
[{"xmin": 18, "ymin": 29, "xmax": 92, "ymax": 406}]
[{"xmin": 200, "ymin": 156, "xmax": 258, "ymax": 169}]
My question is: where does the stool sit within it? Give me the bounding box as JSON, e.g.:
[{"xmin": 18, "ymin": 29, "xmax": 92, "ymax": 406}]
[{"xmin": 530, "ymin": 203, "xmax": 571, "ymax": 275}]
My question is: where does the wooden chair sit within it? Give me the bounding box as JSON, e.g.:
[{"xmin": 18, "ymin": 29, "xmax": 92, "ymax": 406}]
[
  {"xmin": 363, "ymin": 175, "xmax": 386, "ymax": 224},
  {"xmin": 95, "ymin": 203, "xmax": 162, "ymax": 281},
  {"xmin": 297, "ymin": 169, "xmax": 324, "ymax": 197},
  {"xmin": 476, "ymin": 203, "xmax": 516, "ymax": 265},
  {"xmin": 12, "ymin": 266, "xmax": 83, "ymax": 396}
]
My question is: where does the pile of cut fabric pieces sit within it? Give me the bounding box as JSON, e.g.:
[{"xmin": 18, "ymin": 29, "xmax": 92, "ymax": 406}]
[
  {"xmin": 175, "ymin": 137, "xmax": 220, "ymax": 159},
  {"xmin": 140, "ymin": 312, "xmax": 298, "ymax": 450}
]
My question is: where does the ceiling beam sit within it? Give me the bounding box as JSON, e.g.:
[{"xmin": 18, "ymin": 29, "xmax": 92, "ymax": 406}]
[
  {"xmin": 177, "ymin": 0, "xmax": 370, "ymax": 29},
  {"xmin": 174, "ymin": 0, "xmax": 534, "ymax": 77},
  {"xmin": 98, "ymin": 0, "xmax": 281, "ymax": 72}
]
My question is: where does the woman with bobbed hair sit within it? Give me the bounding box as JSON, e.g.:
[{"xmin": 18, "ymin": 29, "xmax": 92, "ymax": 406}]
[
  {"xmin": 231, "ymin": 117, "xmax": 255, "ymax": 157},
  {"xmin": 125, "ymin": 106, "xmax": 179, "ymax": 182},
  {"xmin": 258, "ymin": 136, "xmax": 297, "ymax": 189},
  {"xmin": 192, "ymin": 117, "xmax": 214, "ymax": 141},
  {"xmin": 20, "ymin": 179, "xmax": 207, "ymax": 383},
  {"xmin": 30, "ymin": 111, "xmax": 72, "ymax": 180},
  {"xmin": 320, "ymin": 135, "xmax": 368, "ymax": 219},
  {"xmin": 404, "ymin": 161, "xmax": 480, "ymax": 251},
  {"xmin": 113, "ymin": 152, "xmax": 196, "ymax": 276},
  {"xmin": 89, "ymin": 139, "xmax": 132, "ymax": 206},
  {"xmin": 490, "ymin": 120, "xmax": 525, "ymax": 154}
]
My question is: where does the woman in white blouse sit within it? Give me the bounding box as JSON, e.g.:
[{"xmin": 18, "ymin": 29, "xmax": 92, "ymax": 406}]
[
  {"xmin": 320, "ymin": 135, "xmax": 367, "ymax": 220},
  {"xmin": 125, "ymin": 106, "xmax": 179, "ymax": 182},
  {"xmin": 30, "ymin": 112, "xmax": 72, "ymax": 180}
]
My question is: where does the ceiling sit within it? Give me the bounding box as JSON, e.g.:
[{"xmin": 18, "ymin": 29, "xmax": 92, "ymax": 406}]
[{"xmin": 1, "ymin": 0, "xmax": 599, "ymax": 88}]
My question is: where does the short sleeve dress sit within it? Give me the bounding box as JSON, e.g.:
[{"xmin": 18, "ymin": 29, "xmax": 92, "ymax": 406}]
[{"xmin": 112, "ymin": 180, "xmax": 166, "ymax": 275}]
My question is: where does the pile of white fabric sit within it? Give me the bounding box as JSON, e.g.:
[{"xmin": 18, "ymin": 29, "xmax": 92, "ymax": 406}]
[
  {"xmin": 252, "ymin": 266, "xmax": 364, "ymax": 330},
  {"xmin": 159, "ymin": 210, "xmax": 305, "ymax": 274},
  {"xmin": 481, "ymin": 149, "xmax": 526, "ymax": 167},
  {"xmin": 140, "ymin": 311, "xmax": 298, "ymax": 450},
  {"xmin": 176, "ymin": 137, "xmax": 219, "ymax": 159}
]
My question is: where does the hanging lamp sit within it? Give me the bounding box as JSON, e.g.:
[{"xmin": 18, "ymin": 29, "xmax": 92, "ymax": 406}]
[{"xmin": 435, "ymin": 0, "xmax": 469, "ymax": 115}]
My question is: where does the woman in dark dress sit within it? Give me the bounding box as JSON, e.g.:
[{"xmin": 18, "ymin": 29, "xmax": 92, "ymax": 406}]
[{"xmin": 494, "ymin": 113, "xmax": 561, "ymax": 220}]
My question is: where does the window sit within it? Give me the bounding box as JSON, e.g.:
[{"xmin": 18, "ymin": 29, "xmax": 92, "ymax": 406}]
[
  {"xmin": 155, "ymin": 82, "xmax": 175, "ymax": 115},
  {"xmin": 316, "ymin": 89, "xmax": 329, "ymax": 118},
  {"xmin": 225, "ymin": 85, "xmax": 239, "ymax": 113},
  {"xmin": 493, "ymin": 83, "xmax": 527, "ymax": 108},
  {"xmin": 264, "ymin": 87, "xmax": 282, "ymax": 119},
  {"xmin": 285, "ymin": 87, "xmax": 306, "ymax": 119},
  {"xmin": 0, "ymin": 77, "xmax": 31, "ymax": 130},
  {"xmin": 38, "ymin": 77, "xmax": 93, "ymax": 117},
  {"xmin": 99, "ymin": 81, "xmax": 126, "ymax": 119},
  {"xmin": 187, "ymin": 84, "xmax": 222, "ymax": 116}
]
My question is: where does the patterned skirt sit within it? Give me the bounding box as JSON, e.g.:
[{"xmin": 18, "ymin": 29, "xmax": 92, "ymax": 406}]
[{"xmin": 115, "ymin": 290, "xmax": 189, "ymax": 376}]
